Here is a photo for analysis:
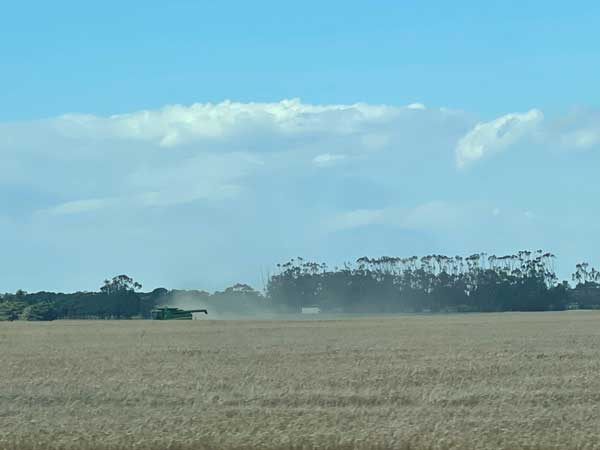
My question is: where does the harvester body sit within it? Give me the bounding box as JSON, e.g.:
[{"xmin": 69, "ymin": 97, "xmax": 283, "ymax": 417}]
[{"xmin": 151, "ymin": 307, "xmax": 208, "ymax": 320}]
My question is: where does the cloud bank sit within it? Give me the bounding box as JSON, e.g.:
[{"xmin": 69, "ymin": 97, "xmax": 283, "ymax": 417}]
[{"xmin": 3, "ymin": 99, "xmax": 600, "ymax": 292}]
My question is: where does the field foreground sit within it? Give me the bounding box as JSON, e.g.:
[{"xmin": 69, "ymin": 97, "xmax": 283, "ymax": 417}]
[{"xmin": 2, "ymin": 312, "xmax": 600, "ymax": 450}]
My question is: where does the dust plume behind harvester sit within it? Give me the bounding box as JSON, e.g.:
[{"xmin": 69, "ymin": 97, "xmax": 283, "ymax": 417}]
[{"xmin": 150, "ymin": 307, "xmax": 208, "ymax": 320}]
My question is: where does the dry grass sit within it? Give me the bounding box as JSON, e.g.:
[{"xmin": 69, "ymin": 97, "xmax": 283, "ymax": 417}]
[{"xmin": 2, "ymin": 312, "xmax": 600, "ymax": 450}]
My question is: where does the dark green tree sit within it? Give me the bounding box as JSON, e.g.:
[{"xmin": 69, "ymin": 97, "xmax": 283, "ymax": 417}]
[{"xmin": 100, "ymin": 274, "xmax": 142, "ymax": 295}]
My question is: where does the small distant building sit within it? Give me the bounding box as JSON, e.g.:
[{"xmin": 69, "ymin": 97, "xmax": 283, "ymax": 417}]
[{"xmin": 301, "ymin": 306, "xmax": 321, "ymax": 314}]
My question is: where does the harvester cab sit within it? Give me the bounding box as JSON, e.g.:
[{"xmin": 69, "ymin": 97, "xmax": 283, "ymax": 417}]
[{"xmin": 150, "ymin": 307, "xmax": 208, "ymax": 320}]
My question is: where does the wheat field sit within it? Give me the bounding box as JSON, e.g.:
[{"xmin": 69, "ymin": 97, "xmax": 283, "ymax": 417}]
[{"xmin": 2, "ymin": 312, "xmax": 600, "ymax": 450}]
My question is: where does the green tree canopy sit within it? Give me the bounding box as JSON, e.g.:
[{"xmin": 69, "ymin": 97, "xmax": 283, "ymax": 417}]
[{"xmin": 100, "ymin": 275, "xmax": 142, "ymax": 295}]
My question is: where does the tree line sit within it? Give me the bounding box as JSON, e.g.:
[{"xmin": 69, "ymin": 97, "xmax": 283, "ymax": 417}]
[
  {"xmin": 0, "ymin": 275, "xmax": 267, "ymax": 321},
  {"xmin": 3, "ymin": 251, "xmax": 600, "ymax": 320}
]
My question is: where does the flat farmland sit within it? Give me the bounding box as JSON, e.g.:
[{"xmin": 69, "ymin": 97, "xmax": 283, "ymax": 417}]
[{"xmin": 2, "ymin": 312, "xmax": 600, "ymax": 450}]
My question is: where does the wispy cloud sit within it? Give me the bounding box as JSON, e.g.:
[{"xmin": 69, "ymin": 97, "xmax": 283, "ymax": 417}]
[
  {"xmin": 325, "ymin": 208, "xmax": 387, "ymax": 231},
  {"xmin": 312, "ymin": 153, "xmax": 347, "ymax": 167},
  {"xmin": 44, "ymin": 197, "xmax": 118, "ymax": 215},
  {"xmin": 324, "ymin": 202, "xmax": 471, "ymax": 233}
]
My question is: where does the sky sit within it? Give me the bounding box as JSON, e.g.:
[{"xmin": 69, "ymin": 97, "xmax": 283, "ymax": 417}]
[{"xmin": 2, "ymin": 1, "xmax": 600, "ymax": 292}]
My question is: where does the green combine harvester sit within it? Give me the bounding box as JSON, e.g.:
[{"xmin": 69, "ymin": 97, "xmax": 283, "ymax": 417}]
[{"xmin": 150, "ymin": 307, "xmax": 208, "ymax": 320}]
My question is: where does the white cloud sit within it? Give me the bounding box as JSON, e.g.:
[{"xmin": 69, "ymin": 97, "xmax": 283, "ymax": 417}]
[
  {"xmin": 325, "ymin": 202, "xmax": 469, "ymax": 233},
  {"xmin": 9, "ymin": 99, "xmax": 600, "ymax": 292},
  {"xmin": 562, "ymin": 129, "xmax": 600, "ymax": 149},
  {"xmin": 455, "ymin": 109, "xmax": 543, "ymax": 168},
  {"xmin": 325, "ymin": 208, "xmax": 387, "ymax": 231},
  {"xmin": 549, "ymin": 108, "xmax": 600, "ymax": 151},
  {"xmin": 10, "ymin": 100, "xmax": 600, "ymax": 224},
  {"xmin": 38, "ymin": 152, "xmax": 259, "ymax": 215},
  {"xmin": 361, "ymin": 133, "xmax": 390, "ymax": 150},
  {"xmin": 454, "ymin": 106, "xmax": 600, "ymax": 167},
  {"xmin": 400, "ymin": 201, "xmax": 466, "ymax": 230},
  {"xmin": 0, "ymin": 98, "xmax": 467, "ymax": 214},
  {"xmin": 129, "ymin": 152, "xmax": 261, "ymax": 205},
  {"xmin": 312, "ymin": 153, "xmax": 347, "ymax": 167},
  {"xmin": 44, "ymin": 198, "xmax": 118, "ymax": 215},
  {"xmin": 52, "ymin": 99, "xmax": 420, "ymax": 148}
]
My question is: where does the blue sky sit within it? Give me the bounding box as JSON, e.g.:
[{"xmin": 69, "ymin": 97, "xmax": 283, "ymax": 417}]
[
  {"xmin": 2, "ymin": 1, "xmax": 600, "ymax": 292},
  {"xmin": 4, "ymin": 1, "xmax": 600, "ymax": 119}
]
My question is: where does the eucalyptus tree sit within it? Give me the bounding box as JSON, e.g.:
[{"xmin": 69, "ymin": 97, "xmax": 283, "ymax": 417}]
[{"xmin": 100, "ymin": 274, "xmax": 142, "ymax": 295}]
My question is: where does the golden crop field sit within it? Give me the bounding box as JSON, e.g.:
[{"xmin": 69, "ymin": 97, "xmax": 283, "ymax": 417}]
[{"xmin": 2, "ymin": 312, "xmax": 600, "ymax": 450}]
